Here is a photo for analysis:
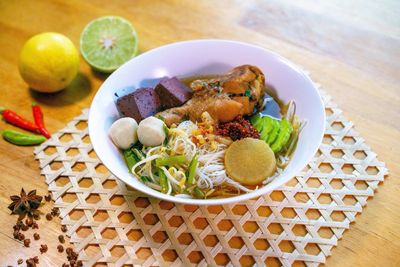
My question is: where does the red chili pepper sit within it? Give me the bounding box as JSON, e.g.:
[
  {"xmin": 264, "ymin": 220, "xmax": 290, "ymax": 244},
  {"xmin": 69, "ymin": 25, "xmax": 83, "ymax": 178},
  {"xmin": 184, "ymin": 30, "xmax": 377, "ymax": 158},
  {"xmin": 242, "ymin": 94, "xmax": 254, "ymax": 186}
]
[
  {"xmin": 0, "ymin": 107, "xmax": 40, "ymax": 133},
  {"xmin": 32, "ymin": 103, "xmax": 51, "ymax": 139}
]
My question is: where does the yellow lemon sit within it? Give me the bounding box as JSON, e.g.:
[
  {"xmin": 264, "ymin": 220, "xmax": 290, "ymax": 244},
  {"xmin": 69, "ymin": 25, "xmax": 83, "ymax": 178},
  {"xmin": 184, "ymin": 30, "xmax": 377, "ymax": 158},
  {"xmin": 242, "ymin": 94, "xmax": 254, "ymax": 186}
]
[{"xmin": 19, "ymin": 32, "xmax": 80, "ymax": 93}]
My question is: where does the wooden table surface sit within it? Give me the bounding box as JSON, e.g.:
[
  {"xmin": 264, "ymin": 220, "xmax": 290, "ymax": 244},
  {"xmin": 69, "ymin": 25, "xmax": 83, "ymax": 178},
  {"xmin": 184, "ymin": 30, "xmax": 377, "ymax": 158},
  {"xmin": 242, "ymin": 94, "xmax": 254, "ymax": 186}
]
[{"xmin": 0, "ymin": 0, "xmax": 399, "ymax": 266}]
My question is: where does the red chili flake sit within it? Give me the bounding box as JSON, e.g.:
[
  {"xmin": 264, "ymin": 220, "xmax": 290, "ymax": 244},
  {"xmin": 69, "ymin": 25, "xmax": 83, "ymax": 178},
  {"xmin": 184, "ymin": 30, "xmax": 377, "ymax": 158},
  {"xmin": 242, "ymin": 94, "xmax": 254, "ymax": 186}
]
[{"xmin": 216, "ymin": 116, "xmax": 260, "ymax": 141}]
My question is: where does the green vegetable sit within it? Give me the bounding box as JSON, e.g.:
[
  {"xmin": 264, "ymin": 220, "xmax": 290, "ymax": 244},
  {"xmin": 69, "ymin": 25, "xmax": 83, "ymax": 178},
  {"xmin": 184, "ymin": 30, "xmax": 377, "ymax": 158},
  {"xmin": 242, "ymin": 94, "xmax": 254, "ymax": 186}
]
[
  {"xmin": 162, "ymin": 124, "xmax": 169, "ymax": 144},
  {"xmin": 244, "ymin": 89, "xmax": 251, "ymax": 97},
  {"xmin": 266, "ymin": 119, "xmax": 280, "ymax": 145},
  {"xmin": 259, "ymin": 116, "xmax": 276, "ymax": 142},
  {"xmin": 193, "ymin": 187, "xmax": 205, "ymax": 199},
  {"xmin": 159, "ymin": 169, "xmax": 169, "ymax": 193},
  {"xmin": 270, "ymin": 118, "xmax": 293, "ymax": 153},
  {"xmin": 156, "ymin": 115, "xmax": 166, "ymax": 122},
  {"xmin": 132, "ymin": 148, "xmax": 144, "ymax": 161},
  {"xmin": 250, "ymin": 113, "xmax": 263, "ymax": 129},
  {"xmin": 250, "ymin": 114, "xmax": 294, "ymax": 153},
  {"xmin": 123, "ymin": 149, "xmax": 138, "ymax": 172},
  {"xmin": 260, "ymin": 129, "xmax": 269, "ymax": 141},
  {"xmin": 187, "ymin": 154, "xmax": 198, "ymax": 185},
  {"xmin": 140, "ymin": 176, "xmax": 151, "ymax": 183},
  {"xmin": 250, "ymin": 113, "xmax": 259, "ymax": 124},
  {"xmin": 2, "ymin": 129, "xmax": 46, "ymax": 146},
  {"xmin": 155, "ymin": 155, "xmax": 187, "ymax": 167}
]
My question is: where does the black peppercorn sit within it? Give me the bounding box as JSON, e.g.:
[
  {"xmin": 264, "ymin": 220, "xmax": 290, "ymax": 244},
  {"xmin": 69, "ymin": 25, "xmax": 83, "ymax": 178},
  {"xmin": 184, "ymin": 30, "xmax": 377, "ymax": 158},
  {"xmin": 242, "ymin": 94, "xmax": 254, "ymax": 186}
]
[
  {"xmin": 33, "ymin": 233, "xmax": 40, "ymax": 240},
  {"xmin": 57, "ymin": 244, "xmax": 64, "ymax": 253},
  {"xmin": 45, "ymin": 213, "xmax": 53, "ymax": 221},
  {"xmin": 39, "ymin": 244, "xmax": 48, "ymax": 253},
  {"xmin": 58, "ymin": 234, "xmax": 65, "ymax": 243},
  {"xmin": 23, "ymin": 238, "xmax": 30, "ymax": 247}
]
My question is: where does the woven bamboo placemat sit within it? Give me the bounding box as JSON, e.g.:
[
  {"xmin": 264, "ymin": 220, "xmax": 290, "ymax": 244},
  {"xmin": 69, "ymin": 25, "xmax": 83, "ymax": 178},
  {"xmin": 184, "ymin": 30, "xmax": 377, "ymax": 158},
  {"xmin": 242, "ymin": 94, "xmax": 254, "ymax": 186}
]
[{"xmin": 34, "ymin": 88, "xmax": 387, "ymax": 267}]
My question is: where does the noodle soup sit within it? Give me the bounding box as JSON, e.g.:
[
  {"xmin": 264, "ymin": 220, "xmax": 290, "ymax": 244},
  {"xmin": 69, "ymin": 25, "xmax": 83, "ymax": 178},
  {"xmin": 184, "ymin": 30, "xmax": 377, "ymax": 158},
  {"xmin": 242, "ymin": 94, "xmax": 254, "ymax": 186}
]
[{"xmin": 108, "ymin": 65, "xmax": 303, "ymax": 199}]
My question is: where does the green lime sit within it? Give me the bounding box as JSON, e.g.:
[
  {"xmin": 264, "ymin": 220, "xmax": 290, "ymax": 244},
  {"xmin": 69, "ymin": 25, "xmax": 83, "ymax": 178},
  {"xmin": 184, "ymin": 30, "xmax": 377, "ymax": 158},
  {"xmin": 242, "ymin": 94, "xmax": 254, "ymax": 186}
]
[{"xmin": 80, "ymin": 16, "xmax": 138, "ymax": 73}]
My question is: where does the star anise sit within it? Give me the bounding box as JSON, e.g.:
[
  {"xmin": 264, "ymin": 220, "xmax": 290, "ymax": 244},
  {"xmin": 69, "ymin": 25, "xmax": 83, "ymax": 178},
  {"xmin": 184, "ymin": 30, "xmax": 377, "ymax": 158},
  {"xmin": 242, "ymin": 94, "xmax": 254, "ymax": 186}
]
[{"xmin": 8, "ymin": 188, "xmax": 43, "ymax": 219}]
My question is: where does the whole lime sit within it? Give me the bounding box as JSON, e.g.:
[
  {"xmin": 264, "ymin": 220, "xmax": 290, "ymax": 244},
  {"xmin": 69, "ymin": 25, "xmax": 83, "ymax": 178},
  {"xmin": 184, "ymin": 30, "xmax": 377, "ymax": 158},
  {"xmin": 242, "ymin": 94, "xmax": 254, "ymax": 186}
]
[{"xmin": 19, "ymin": 32, "xmax": 80, "ymax": 93}]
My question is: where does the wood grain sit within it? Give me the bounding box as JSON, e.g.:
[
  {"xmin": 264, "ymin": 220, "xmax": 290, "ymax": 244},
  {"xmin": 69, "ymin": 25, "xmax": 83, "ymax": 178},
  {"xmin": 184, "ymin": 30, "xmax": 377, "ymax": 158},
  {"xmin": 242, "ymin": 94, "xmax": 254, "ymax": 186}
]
[{"xmin": 0, "ymin": 0, "xmax": 399, "ymax": 266}]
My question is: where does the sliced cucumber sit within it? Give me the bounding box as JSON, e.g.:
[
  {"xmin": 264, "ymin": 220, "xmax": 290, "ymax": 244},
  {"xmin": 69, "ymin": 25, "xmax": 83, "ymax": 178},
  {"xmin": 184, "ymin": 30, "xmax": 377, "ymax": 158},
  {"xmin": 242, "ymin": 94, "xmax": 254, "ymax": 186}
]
[
  {"xmin": 259, "ymin": 116, "xmax": 275, "ymax": 142},
  {"xmin": 271, "ymin": 118, "xmax": 293, "ymax": 153},
  {"xmin": 267, "ymin": 119, "xmax": 280, "ymax": 145}
]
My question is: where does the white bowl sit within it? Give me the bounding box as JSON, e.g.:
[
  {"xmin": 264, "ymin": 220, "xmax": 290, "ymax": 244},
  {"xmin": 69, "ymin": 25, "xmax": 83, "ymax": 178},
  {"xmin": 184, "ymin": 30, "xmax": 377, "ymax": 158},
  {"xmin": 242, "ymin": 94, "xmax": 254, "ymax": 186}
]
[{"xmin": 89, "ymin": 39, "xmax": 325, "ymax": 205}]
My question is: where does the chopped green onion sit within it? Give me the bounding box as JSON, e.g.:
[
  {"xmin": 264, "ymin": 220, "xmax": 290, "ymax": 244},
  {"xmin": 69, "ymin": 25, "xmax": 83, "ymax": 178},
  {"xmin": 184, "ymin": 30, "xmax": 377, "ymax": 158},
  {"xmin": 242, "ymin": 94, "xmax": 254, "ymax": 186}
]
[
  {"xmin": 140, "ymin": 176, "xmax": 151, "ymax": 183},
  {"xmin": 159, "ymin": 169, "xmax": 169, "ymax": 193},
  {"xmin": 244, "ymin": 89, "xmax": 251, "ymax": 97},
  {"xmin": 156, "ymin": 115, "xmax": 166, "ymax": 122},
  {"xmin": 163, "ymin": 124, "xmax": 169, "ymax": 144},
  {"xmin": 155, "ymin": 155, "xmax": 187, "ymax": 167},
  {"xmin": 187, "ymin": 154, "xmax": 198, "ymax": 185},
  {"xmin": 193, "ymin": 187, "xmax": 205, "ymax": 199},
  {"xmin": 123, "ymin": 149, "xmax": 137, "ymax": 173},
  {"xmin": 132, "ymin": 148, "xmax": 144, "ymax": 161}
]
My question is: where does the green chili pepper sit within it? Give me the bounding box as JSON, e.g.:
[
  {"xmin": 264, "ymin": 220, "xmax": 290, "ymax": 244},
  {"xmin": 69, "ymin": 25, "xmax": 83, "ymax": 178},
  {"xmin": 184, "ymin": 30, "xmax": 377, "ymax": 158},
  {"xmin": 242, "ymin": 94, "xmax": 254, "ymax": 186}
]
[
  {"xmin": 155, "ymin": 155, "xmax": 187, "ymax": 167},
  {"xmin": 187, "ymin": 154, "xmax": 198, "ymax": 185},
  {"xmin": 123, "ymin": 149, "xmax": 137, "ymax": 173},
  {"xmin": 2, "ymin": 129, "xmax": 46, "ymax": 146},
  {"xmin": 159, "ymin": 168, "xmax": 169, "ymax": 193},
  {"xmin": 193, "ymin": 187, "xmax": 205, "ymax": 199}
]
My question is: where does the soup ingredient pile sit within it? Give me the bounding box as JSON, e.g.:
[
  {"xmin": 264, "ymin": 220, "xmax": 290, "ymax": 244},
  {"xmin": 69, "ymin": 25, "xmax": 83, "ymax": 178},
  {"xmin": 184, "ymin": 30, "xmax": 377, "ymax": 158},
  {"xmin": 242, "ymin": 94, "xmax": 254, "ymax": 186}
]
[{"xmin": 109, "ymin": 65, "xmax": 303, "ymax": 199}]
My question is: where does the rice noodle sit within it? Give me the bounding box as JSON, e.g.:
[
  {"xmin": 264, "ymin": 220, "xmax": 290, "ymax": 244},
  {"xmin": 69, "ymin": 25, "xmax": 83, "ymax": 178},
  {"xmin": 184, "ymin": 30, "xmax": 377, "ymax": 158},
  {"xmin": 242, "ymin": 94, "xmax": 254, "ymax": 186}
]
[{"xmin": 196, "ymin": 143, "xmax": 253, "ymax": 193}]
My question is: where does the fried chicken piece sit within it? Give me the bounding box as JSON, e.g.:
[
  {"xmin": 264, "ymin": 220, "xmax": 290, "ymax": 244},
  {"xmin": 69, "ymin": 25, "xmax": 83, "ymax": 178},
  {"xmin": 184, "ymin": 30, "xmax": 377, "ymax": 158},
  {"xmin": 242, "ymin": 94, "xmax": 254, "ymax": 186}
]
[{"xmin": 157, "ymin": 65, "xmax": 265, "ymax": 126}]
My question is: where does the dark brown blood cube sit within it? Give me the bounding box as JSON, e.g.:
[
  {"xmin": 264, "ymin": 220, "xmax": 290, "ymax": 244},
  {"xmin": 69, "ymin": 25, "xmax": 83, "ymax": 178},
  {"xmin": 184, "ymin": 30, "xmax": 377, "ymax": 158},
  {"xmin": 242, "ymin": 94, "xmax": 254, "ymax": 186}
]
[
  {"xmin": 155, "ymin": 77, "xmax": 192, "ymax": 109},
  {"xmin": 117, "ymin": 88, "xmax": 161, "ymax": 122}
]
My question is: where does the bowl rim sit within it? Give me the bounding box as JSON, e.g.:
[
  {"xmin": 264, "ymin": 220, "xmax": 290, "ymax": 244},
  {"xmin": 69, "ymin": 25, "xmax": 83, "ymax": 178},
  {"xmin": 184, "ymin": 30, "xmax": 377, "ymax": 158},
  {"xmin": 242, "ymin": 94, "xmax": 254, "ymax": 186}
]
[{"xmin": 89, "ymin": 39, "xmax": 326, "ymax": 205}]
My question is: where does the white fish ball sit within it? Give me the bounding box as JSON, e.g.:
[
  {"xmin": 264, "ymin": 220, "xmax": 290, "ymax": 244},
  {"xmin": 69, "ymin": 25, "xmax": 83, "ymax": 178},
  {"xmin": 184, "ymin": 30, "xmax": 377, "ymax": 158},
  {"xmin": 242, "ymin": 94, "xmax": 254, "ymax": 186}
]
[{"xmin": 108, "ymin": 117, "xmax": 138, "ymax": 149}]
